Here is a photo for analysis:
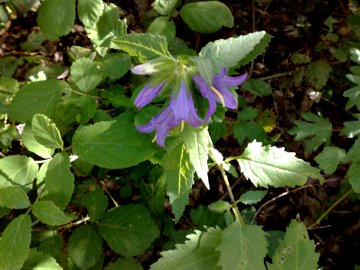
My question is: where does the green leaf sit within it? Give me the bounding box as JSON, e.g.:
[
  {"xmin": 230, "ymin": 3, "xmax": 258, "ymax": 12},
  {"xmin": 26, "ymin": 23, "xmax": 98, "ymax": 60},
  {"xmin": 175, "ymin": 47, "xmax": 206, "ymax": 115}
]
[
  {"xmin": 152, "ymin": 0, "xmax": 178, "ymax": 16},
  {"xmin": 112, "ymin": 33, "xmax": 171, "ymax": 62},
  {"xmin": 347, "ymin": 161, "xmax": 360, "ymax": 193},
  {"xmin": 236, "ymin": 140, "xmax": 323, "ymax": 188},
  {"xmin": 208, "ymin": 200, "xmax": 232, "ymax": 213},
  {"xmin": 200, "ymin": 31, "xmax": 271, "ymax": 69},
  {"xmin": 180, "ymin": 1, "xmax": 233, "ymax": 34},
  {"xmin": 68, "ymin": 225, "xmax": 103, "ymax": 270},
  {"xmin": 190, "ymin": 205, "xmax": 226, "ymax": 228},
  {"xmin": 150, "ymin": 227, "xmax": 222, "ymax": 270},
  {"xmin": 32, "ymin": 200, "xmax": 72, "ymax": 225},
  {"xmin": 81, "ymin": 187, "xmax": 108, "ymax": 222},
  {"xmin": 0, "ymin": 186, "xmax": 30, "ymax": 209},
  {"xmin": 148, "ymin": 16, "xmax": 176, "ymax": 45},
  {"xmin": 73, "ymin": 112, "xmax": 158, "ymax": 169},
  {"xmin": 97, "ymin": 53, "xmax": 131, "ymax": 80},
  {"xmin": 0, "ymin": 155, "xmax": 38, "ymax": 190},
  {"xmin": 77, "ymin": 0, "xmax": 104, "ymax": 28},
  {"xmin": 238, "ymin": 190, "xmax": 268, "ymax": 205},
  {"xmin": 98, "ymin": 204, "xmax": 159, "ymax": 257},
  {"xmin": 241, "ymin": 78, "xmax": 272, "ymax": 97},
  {"xmin": 162, "ymin": 140, "xmax": 194, "ymax": 222},
  {"xmin": 268, "ymin": 220, "xmax": 319, "ymax": 270},
  {"xmin": 181, "ymin": 125, "xmax": 212, "ymax": 189},
  {"xmin": 22, "ymin": 249, "xmax": 62, "ymax": 270},
  {"xmin": 314, "ymin": 146, "xmax": 348, "ymax": 174},
  {"xmin": 233, "ymin": 121, "xmax": 267, "ymax": 145},
  {"xmin": 43, "ymin": 152, "xmax": 74, "ymax": 208},
  {"xmin": 22, "ymin": 125, "xmax": 54, "ymax": 158},
  {"xmin": 0, "ymin": 214, "xmax": 32, "ymax": 270},
  {"xmin": 289, "ymin": 112, "xmax": 332, "ymax": 154},
  {"xmin": 341, "ymin": 118, "xmax": 360, "ymax": 138},
  {"xmin": 105, "ymin": 258, "xmax": 144, "ymax": 270},
  {"xmin": 8, "ymin": 80, "xmax": 67, "ymax": 123},
  {"xmin": 344, "ymin": 85, "xmax": 360, "ymax": 110},
  {"xmin": 32, "ymin": 114, "xmax": 63, "ymax": 149},
  {"xmin": 305, "ymin": 60, "xmax": 332, "ymax": 90},
  {"xmin": 194, "ymin": 56, "xmax": 214, "ymax": 86},
  {"xmin": 217, "ymin": 223, "xmax": 268, "ymax": 270},
  {"xmin": 70, "ymin": 57, "xmax": 103, "ymax": 92},
  {"xmin": 37, "ymin": 0, "xmax": 75, "ymax": 40},
  {"xmin": 348, "ymin": 138, "xmax": 360, "ymax": 162},
  {"xmin": 87, "ymin": 3, "xmax": 127, "ymax": 55}
]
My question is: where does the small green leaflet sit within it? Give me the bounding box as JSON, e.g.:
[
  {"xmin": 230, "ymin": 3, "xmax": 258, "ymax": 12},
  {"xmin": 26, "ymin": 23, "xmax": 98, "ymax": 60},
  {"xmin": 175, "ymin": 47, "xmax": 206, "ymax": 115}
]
[
  {"xmin": 238, "ymin": 190, "xmax": 268, "ymax": 205},
  {"xmin": 343, "ymin": 85, "xmax": 360, "ymax": 110},
  {"xmin": 0, "ymin": 155, "xmax": 38, "ymax": 190},
  {"xmin": 72, "ymin": 112, "xmax": 158, "ymax": 169},
  {"xmin": 70, "ymin": 57, "xmax": 103, "ymax": 93},
  {"xmin": 236, "ymin": 141, "xmax": 323, "ymax": 188},
  {"xmin": 305, "ymin": 60, "xmax": 332, "ymax": 90},
  {"xmin": 150, "ymin": 227, "xmax": 222, "ymax": 270},
  {"xmin": 152, "ymin": 0, "xmax": 178, "ymax": 16},
  {"xmin": 105, "ymin": 258, "xmax": 144, "ymax": 270},
  {"xmin": 97, "ymin": 53, "xmax": 131, "ymax": 80},
  {"xmin": 241, "ymin": 78, "xmax": 272, "ymax": 97},
  {"xmin": 0, "ymin": 186, "xmax": 30, "ymax": 209},
  {"xmin": 148, "ymin": 16, "xmax": 176, "ymax": 46},
  {"xmin": 314, "ymin": 146, "xmax": 348, "ymax": 174},
  {"xmin": 22, "ymin": 249, "xmax": 62, "ymax": 270},
  {"xmin": 341, "ymin": 115, "xmax": 360, "ymax": 138},
  {"xmin": 43, "ymin": 152, "xmax": 74, "ymax": 208},
  {"xmin": 32, "ymin": 114, "xmax": 63, "ymax": 149},
  {"xmin": 37, "ymin": 0, "xmax": 75, "ymax": 40},
  {"xmin": 200, "ymin": 31, "xmax": 271, "ymax": 69},
  {"xmin": 81, "ymin": 187, "xmax": 108, "ymax": 222},
  {"xmin": 289, "ymin": 112, "xmax": 332, "ymax": 154},
  {"xmin": 267, "ymin": 220, "xmax": 319, "ymax": 270},
  {"xmin": 0, "ymin": 214, "xmax": 32, "ymax": 270},
  {"xmin": 32, "ymin": 200, "xmax": 72, "ymax": 226},
  {"xmin": 112, "ymin": 33, "xmax": 172, "ymax": 62},
  {"xmin": 68, "ymin": 225, "xmax": 103, "ymax": 270},
  {"xmin": 347, "ymin": 161, "xmax": 360, "ymax": 193},
  {"xmin": 8, "ymin": 80, "xmax": 67, "ymax": 123},
  {"xmin": 22, "ymin": 125, "xmax": 54, "ymax": 158},
  {"xmin": 77, "ymin": 0, "xmax": 104, "ymax": 29},
  {"xmin": 216, "ymin": 223, "xmax": 268, "ymax": 270},
  {"xmin": 98, "ymin": 204, "xmax": 159, "ymax": 258},
  {"xmin": 180, "ymin": 1, "xmax": 233, "ymax": 34}
]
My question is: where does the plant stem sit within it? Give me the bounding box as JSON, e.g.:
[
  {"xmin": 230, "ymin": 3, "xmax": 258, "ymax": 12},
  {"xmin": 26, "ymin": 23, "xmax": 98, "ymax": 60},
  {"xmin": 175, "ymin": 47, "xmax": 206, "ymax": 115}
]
[{"xmin": 308, "ymin": 189, "xmax": 352, "ymax": 229}]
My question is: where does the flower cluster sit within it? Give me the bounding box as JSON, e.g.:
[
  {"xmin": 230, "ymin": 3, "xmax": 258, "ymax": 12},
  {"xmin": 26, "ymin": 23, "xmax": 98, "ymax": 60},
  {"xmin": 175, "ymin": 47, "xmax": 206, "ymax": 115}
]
[{"xmin": 132, "ymin": 58, "xmax": 247, "ymax": 147}]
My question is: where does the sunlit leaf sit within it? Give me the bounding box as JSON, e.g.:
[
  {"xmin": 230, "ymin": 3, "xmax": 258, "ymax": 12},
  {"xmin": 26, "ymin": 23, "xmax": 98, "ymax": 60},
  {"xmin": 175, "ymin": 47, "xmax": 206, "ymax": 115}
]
[
  {"xmin": 238, "ymin": 190, "xmax": 267, "ymax": 205},
  {"xmin": 341, "ymin": 116, "xmax": 360, "ymax": 138},
  {"xmin": 32, "ymin": 114, "xmax": 63, "ymax": 149},
  {"xmin": 32, "ymin": 200, "xmax": 72, "ymax": 226},
  {"xmin": 22, "ymin": 249, "xmax": 62, "ymax": 270},
  {"xmin": 152, "ymin": 0, "xmax": 178, "ymax": 16},
  {"xmin": 70, "ymin": 57, "xmax": 103, "ymax": 93},
  {"xmin": 343, "ymin": 85, "xmax": 360, "ymax": 110},
  {"xmin": 22, "ymin": 125, "xmax": 54, "ymax": 158},
  {"xmin": 148, "ymin": 16, "xmax": 176, "ymax": 45},
  {"xmin": 0, "ymin": 186, "xmax": 30, "ymax": 209},
  {"xmin": 77, "ymin": 0, "xmax": 104, "ymax": 28},
  {"xmin": 314, "ymin": 146, "xmax": 348, "ymax": 174}
]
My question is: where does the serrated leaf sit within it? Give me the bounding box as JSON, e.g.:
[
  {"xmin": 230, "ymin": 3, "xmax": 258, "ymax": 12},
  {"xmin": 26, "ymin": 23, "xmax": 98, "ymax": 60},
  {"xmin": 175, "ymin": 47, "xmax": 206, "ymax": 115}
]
[
  {"xmin": 200, "ymin": 31, "xmax": 271, "ymax": 69},
  {"xmin": 81, "ymin": 187, "xmax": 108, "ymax": 222},
  {"xmin": 162, "ymin": 140, "xmax": 194, "ymax": 222},
  {"xmin": 268, "ymin": 220, "xmax": 319, "ymax": 270},
  {"xmin": 87, "ymin": 3, "xmax": 127, "ymax": 55},
  {"xmin": 32, "ymin": 114, "xmax": 63, "ymax": 149},
  {"xmin": 217, "ymin": 223, "xmax": 268, "ymax": 270},
  {"xmin": 180, "ymin": 1, "xmax": 233, "ymax": 33},
  {"xmin": 347, "ymin": 161, "xmax": 360, "ymax": 193},
  {"xmin": 241, "ymin": 78, "xmax": 272, "ymax": 97},
  {"xmin": 97, "ymin": 53, "xmax": 131, "ymax": 80},
  {"xmin": 152, "ymin": 0, "xmax": 178, "ymax": 16},
  {"xmin": 70, "ymin": 57, "xmax": 103, "ymax": 92},
  {"xmin": 8, "ymin": 80, "xmax": 67, "ymax": 123},
  {"xmin": 98, "ymin": 204, "xmax": 159, "ymax": 257},
  {"xmin": 238, "ymin": 190, "xmax": 267, "ymax": 205},
  {"xmin": 344, "ymin": 85, "xmax": 360, "ymax": 110},
  {"xmin": 305, "ymin": 60, "xmax": 332, "ymax": 90},
  {"xmin": 72, "ymin": 112, "xmax": 157, "ymax": 169},
  {"xmin": 236, "ymin": 141, "xmax": 323, "ymax": 188},
  {"xmin": 148, "ymin": 16, "xmax": 176, "ymax": 45},
  {"xmin": 32, "ymin": 200, "xmax": 72, "ymax": 225},
  {"xmin": 181, "ymin": 125, "xmax": 212, "ymax": 189},
  {"xmin": 0, "ymin": 214, "xmax": 32, "ymax": 270},
  {"xmin": 105, "ymin": 258, "xmax": 144, "ymax": 270},
  {"xmin": 150, "ymin": 227, "xmax": 222, "ymax": 270},
  {"xmin": 68, "ymin": 225, "xmax": 103, "ymax": 270},
  {"xmin": 208, "ymin": 200, "xmax": 232, "ymax": 213},
  {"xmin": 289, "ymin": 112, "xmax": 332, "ymax": 154},
  {"xmin": 0, "ymin": 155, "xmax": 38, "ymax": 190},
  {"xmin": 190, "ymin": 205, "xmax": 226, "ymax": 228},
  {"xmin": 43, "ymin": 152, "xmax": 74, "ymax": 208},
  {"xmin": 0, "ymin": 186, "xmax": 30, "ymax": 209},
  {"xmin": 314, "ymin": 146, "xmax": 348, "ymax": 174},
  {"xmin": 112, "ymin": 33, "xmax": 171, "ymax": 62},
  {"xmin": 341, "ymin": 118, "xmax": 360, "ymax": 138},
  {"xmin": 37, "ymin": 0, "xmax": 75, "ymax": 40},
  {"xmin": 22, "ymin": 125, "xmax": 54, "ymax": 158},
  {"xmin": 77, "ymin": 0, "xmax": 104, "ymax": 28},
  {"xmin": 194, "ymin": 56, "xmax": 214, "ymax": 86},
  {"xmin": 22, "ymin": 249, "xmax": 62, "ymax": 270},
  {"xmin": 233, "ymin": 121, "xmax": 267, "ymax": 145},
  {"xmin": 348, "ymin": 138, "xmax": 360, "ymax": 162}
]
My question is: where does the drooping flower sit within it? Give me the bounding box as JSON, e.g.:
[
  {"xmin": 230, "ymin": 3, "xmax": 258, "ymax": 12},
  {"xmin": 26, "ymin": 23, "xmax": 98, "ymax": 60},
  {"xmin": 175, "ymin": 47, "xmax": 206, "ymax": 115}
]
[
  {"xmin": 192, "ymin": 67, "xmax": 247, "ymax": 118},
  {"xmin": 136, "ymin": 81, "xmax": 207, "ymax": 147},
  {"xmin": 134, "ymin": 81, "xmax": 165, "ymax": 109}
]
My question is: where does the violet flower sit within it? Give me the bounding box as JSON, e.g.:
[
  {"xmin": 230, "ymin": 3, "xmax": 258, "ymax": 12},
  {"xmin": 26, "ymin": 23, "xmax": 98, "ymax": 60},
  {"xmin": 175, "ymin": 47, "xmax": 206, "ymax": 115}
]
[
  {"xmin": 134, "ymin": 81, "xmax": 165, "ymax": 109},
  {"xmin": 192, "ymin": 67, "xmax": 247, "ymax": 118},
  {"xmin": 136, "ymin": 81, "xmax": 207, "ymax": 147}
]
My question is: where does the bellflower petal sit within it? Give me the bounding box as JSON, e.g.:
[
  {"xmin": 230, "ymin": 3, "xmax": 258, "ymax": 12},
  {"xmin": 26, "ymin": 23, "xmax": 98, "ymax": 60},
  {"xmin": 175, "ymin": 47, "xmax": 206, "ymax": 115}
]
[
  {"xmin": 131, "ymin": 62, "xmax": 160, "ymax": 75},
  {"xmin": 134, "ymin": 81, "xmax": 165, "ymax": 109}
]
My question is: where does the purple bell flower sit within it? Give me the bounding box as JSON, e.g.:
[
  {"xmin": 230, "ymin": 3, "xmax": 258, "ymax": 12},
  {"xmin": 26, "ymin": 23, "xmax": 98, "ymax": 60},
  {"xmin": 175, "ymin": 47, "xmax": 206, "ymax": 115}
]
[
  {"xmin": 136, "ymin": 81, "xmax": 207, "ymax": 147},
  {"xmin": 134, "ymin": 81, "xmax": 165, "ymax": 109},
  {"xmin": 192, "ymin": 67, "xmax": 247, "ymax": 118}
]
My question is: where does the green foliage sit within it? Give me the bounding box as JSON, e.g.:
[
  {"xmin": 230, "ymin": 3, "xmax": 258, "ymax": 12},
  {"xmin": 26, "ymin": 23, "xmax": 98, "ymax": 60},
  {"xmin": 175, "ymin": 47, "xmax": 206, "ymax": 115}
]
[
  {"xmin": 81, "ymin": 187, "xmax": 108, "ymax": 222},
  {"xmin": 241, "ymin": 78, "xmax": 272, "ymax": 97},
  {"xmin": 77, "ymin": 0, "xmax": 104, "ymax": 29},
  {"xmin": 22, "ymin": 125, "xmax": 54, "ymax": 158},
  {"xmin": 0, "ymin": 186, "xmax": 30, "ymax": 209},
  {"xmin": 22, "ymin": 249, "xmax": 62, "ymax": 270},
  {"xmin": 180, "ymin": 1, "xmax": 233, "ymax": 34},
  {"xmin": 238, "ymin": 190, "xmax": 268, "ymax": 205},
  {"xmin": 153, "ymin": 0, "xmax": 178, "ymax": 16},
  {"xmin": 148, "ymin": 16, "xmax": 176, "ymax": 46},
  {"xmin": 32, "ymin": 200, "xmax": 72, "ymax": 226},
  {"xmin": 70, "ymin": 58, "xmax": 103, "ymax": 93},
  {"xmin": 31, "ymin": 114, "xmax": 63, "ymax": 149},
  {"xmin": 315, "ymin": 146, "xmax": 348, "ymax": 174}
]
